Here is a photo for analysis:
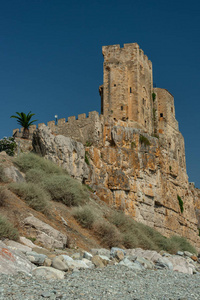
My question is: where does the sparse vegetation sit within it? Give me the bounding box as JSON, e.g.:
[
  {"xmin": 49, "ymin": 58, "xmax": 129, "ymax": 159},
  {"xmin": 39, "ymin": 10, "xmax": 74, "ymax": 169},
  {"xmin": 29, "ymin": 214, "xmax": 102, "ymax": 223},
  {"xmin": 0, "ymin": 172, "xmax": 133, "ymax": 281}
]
[
  {"xmin": 85, "ymin": 151, "xmax": 90, "ymax": 165},
  {"xmin": 85, "ymin": 141, "xmax": 93, "ymax": 147},
  {"xmin": 107, "ymin": 210, "xmax": 196, "ymax": 253},
  {"xmin": 0, "ymin": 214, "xmax": 19, "ymax": 240},
  {"xmin": 152, "ymin": 133, "xmax": 159, "ymax": 139},
  {"xmin": 14, "ymin": 153, "xmax": 66, "ymax": 175},
  {"xmin": 11, "ymin": 153, "xmax": 89, "ymax": 210},
  {"xmin": 42, "ymin": 174, "xmax": 88, "ymax": 206},
  {"xmin": 93, "ymin": 220, "xmax": 122, "ymax": 248},
  {"xmin": 9, "ymin": 182, "xmax": 50, "ymax": 214},
  {"xmin": 131, "ymin": 141, "xmax": 136, "ymax": 149},
  {"xmin": 177, "ymin": 194, "xmax": 184, "ymax": 213},
  {"xmin": 152, "ymin": 92, "xmax": 156, "ymax": 102},
  {"xmin": 0, "ymin": 137, "xmax": 17, "ymax": 156},
  {"xmin": 168, "ymin": 235, "xmax": 196, "ymax": 254},
  {"xmin": 0, "ymin": 187, "xmax": 9, "ymax": 206},
  {"xmin": 169, "ymin": 166, "xmax": 172, "ymax": 171},
  {"xmin": 72, "ymin": 205, "xmax": 96, "ymax": 228},
  {"xmin": 0, "ymin": 166, "xmax": 8, "ymax": 182},
  {"xmin": 139, "ymin": 135, "xmax": 150, "ymax": 146}
]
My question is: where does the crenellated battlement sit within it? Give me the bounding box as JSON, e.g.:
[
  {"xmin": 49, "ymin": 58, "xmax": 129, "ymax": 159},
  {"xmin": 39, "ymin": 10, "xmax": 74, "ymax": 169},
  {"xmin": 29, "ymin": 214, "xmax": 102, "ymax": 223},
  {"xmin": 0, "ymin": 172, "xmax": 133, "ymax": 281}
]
[{"xmin": 13, "ymin": 111, "xmax": 104, "ymax": 145}]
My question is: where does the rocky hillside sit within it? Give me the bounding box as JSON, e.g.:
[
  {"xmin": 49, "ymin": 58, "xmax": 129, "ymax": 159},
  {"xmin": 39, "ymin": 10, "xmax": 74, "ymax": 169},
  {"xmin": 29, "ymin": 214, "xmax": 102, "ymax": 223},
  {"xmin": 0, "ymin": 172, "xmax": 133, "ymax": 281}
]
[{"xmin": 28, "ymin": 124, "xmax": 200, "ymax": 250}]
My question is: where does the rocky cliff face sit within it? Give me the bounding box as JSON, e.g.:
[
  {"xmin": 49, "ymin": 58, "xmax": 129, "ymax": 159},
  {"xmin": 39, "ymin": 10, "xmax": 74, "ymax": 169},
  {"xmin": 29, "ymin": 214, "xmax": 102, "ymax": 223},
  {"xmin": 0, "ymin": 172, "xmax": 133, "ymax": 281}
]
[
  {"xmin": 86, "ymin": 123, "xmax": 200, "ymax": 249},
  {"xmin": 32, "ymin": 125, "xmax": 89, "ymax": 182}
]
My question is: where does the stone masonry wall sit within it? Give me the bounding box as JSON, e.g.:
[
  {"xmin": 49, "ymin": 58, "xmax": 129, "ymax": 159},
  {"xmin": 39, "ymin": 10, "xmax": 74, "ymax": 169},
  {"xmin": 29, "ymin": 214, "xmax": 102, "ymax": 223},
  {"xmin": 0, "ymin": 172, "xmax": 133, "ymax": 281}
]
[
  {"xmin": 102, "ymin": 43, "xmax": 153, "ymax": 135},
  {"xmin": 13, "ymin": 111, "xmax": 104, "ymax": 146}
]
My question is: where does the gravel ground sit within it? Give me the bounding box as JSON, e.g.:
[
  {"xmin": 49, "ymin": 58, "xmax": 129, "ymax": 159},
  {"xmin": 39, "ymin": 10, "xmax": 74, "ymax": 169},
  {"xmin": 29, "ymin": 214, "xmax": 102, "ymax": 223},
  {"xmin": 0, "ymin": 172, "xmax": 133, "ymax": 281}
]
[{"xmin": 0, "ymin": 266, "xmax": 200, "ymax": 300}]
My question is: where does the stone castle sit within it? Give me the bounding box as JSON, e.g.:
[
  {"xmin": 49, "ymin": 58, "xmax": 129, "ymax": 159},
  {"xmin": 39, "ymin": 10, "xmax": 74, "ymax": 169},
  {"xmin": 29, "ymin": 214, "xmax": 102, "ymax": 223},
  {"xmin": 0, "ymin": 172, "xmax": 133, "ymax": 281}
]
[{"xmin": 13, "ymin": 43, "xmax": 200, "ymax": 248}]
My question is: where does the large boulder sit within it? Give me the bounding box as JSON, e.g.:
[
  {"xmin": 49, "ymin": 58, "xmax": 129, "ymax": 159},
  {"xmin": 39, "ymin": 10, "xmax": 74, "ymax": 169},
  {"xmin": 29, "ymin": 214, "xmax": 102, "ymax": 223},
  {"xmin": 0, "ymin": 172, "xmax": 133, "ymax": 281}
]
[
  {"xmin": 32, "ymin": 125, "xmax": 89, "ymax": 182},
  {"xmin": 0, "ymin": 241, "xmax": 34, "ymax": 275},
  {"xmin": 24, "ymin": 215, "xmax": 67, "ymax": 250}
]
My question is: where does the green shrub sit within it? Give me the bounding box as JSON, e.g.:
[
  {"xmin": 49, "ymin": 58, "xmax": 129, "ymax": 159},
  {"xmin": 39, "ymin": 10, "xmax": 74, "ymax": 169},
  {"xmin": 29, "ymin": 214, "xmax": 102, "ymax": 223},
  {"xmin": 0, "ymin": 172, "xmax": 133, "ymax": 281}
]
[
  {"xmin": 152, "ymin": 92, "xmax": 156, "ymax": 102},
  {"xmin": 177, "ymin": 195, "xmax": 184, "ymax": 213},
  {"xmin": 0, "ymin": 137, "xmax": 17, "ymax": 156},
  {"xmin": 0, "ymin": 214, "xmax": 19, "ymax": 240},
  {"xmin": 9, "ymin": 182, "xmax": 50, "ymax": 214},
  {"xmin": 108, "ymin": 210, "xmax": 196, "ymax": 253},
  {"xmin": 139, "ymin": 135, "xmax": 150, "ymax": 146},
  {"xmin": 85, "ymin": 151, "xmax": 90, "ymax": 165},
  {"xmin": 14, "ymin": 153, "xmax": 66, "ymax": 175},
  {"xmin": 93, "ymin": 220, "xmax": 122, "ymax": 248},
  {"xmin": 25, "ymin": 168, "xmax": 47, "ymax": 184},
  {"xmin": 72, "ymin": 205, "xmax": 96, "ymax": 228},
  {"xmin": 131, "ymin": 141, "xmax": 136, "ymax": 149},
  {"xmin": 42, "ymin": 174, "xmax": 88, "ymax": 206},
  {"xmin": 168, "ymin": 235, "xmax": 197, "ymax": 254}
]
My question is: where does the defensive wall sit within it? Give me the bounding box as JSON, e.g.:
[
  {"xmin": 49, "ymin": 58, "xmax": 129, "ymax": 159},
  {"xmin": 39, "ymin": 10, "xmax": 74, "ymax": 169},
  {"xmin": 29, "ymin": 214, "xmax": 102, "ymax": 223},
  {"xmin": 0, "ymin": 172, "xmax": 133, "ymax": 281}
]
[{"xmin": 13, "ymin": 111, "xmax": 104, "ymax": 146}]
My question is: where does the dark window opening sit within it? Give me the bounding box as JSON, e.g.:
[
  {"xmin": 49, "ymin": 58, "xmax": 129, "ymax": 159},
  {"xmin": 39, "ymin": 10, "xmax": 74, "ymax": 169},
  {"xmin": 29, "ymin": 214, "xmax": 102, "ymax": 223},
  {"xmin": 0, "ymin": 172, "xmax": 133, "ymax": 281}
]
[
  {"xmin": 130, "ymin": 87, "xmax": 132, "ymax": 93},
  {"xmin": 169, "ymin": 143, "xmax": 171, "ymax": 148},
  {"xmin": 114, "ymin": 84, "xmax": 116, "ymax": 87},
  {"xmin": 98, "ymin": 131, "xmax": 100, "ymax": 136},
  {"xmin": 160, "ymin": 113, "xmax": 163, "ymax": 117},
  {"xmin": 121, "ymin": 106, "xmax": 123, "ymax": 111},
  {"xmin": 171, "ymin": 107, "xmax": 173, "ymax": 113},
  {"xmin": 145, "ymin": 120, "xmax": 147, "ymax": 127}
]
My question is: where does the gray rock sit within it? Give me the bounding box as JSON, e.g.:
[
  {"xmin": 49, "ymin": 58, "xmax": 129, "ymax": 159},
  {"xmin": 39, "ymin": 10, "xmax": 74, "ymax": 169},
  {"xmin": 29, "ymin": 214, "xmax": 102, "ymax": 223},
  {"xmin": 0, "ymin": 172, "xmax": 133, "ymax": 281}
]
[
  {"xmin": 110, "ymin": 247, "xmax": 126, "ymax": 257},
  {"xmin": 177, "ymin": 251, "xmax": 184, "ymax": 256},
  {"xmin": 4, "ymin": 166, "xmax": 25, "ymax": 182},
  {"xmin": 119, "ymin": 258, "xmax": 144, "ymax": 271},
  {"xmin": 66, "ymin": 260, "xmax": 89, "ymax": 270},
  {"xmin": 61, "ymin": 254, "xmax": 74, "ymax": 262},
  {"xmin": 90, "ymin": 248, "xmax": 111, "ymax": 258},
  {"xmin": 4, "ymin": 240, "xmax": 32, "ymax": 253},
  {"xmin": 136, "ymin": 257, "xmax": 154, "ymax": 269},
  {"xmin": 32, "ymin": 266, "xmax": 65, "ymax": 279},
  {"xmin": 184, "ymin": 251, "xmax": 193, "ymax": 258},
  {"xmin": 52, "ymin": 256, "xmax": 69, "ymax": 271},
  {"xmin": 83, "ymin": 251, "xmax": 93, "ymax": 260},
  {"xmin": 26, "ymin": 251, "xmax": 47, "ymax": 265},
  {"xmin": 71, "ymin": 252, "xmax": 82, "ymax": 260},
  {"xmin": 24, "ymin": 215, "xmax": 67, "ymax": 249},
  {"xmin": 155, "ymin": 257, "xmax": 173, "ymax": 270},
  {"xmin": 32, "ymin": 125, "xmax": 89, "ymax": 182},
  {"xmin": 0, "ymin": 241, "xmax": 34, "ymax": 275}
]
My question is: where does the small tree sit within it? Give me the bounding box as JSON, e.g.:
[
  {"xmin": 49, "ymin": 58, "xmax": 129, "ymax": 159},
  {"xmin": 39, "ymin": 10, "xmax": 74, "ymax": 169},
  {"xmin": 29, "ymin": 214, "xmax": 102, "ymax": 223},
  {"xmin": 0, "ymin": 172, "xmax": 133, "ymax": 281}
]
[{"xmin": 10, "ymin": 112, "xmax": 37, "ymax": 139}]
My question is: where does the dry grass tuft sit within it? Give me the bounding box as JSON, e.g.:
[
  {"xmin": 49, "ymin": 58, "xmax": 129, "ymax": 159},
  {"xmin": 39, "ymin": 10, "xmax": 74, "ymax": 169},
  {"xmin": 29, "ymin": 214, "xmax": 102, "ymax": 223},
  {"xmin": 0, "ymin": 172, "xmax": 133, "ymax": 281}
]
[{"xmin": 0, "ymin": 214, "xmax": 19, "ymax": 240}]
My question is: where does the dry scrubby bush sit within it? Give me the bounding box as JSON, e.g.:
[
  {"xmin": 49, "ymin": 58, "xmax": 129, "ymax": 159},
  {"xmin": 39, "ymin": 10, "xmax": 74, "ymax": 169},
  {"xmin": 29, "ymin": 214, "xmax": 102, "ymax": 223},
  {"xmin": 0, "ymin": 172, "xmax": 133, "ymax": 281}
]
[
  {"xmin": 108, "ymin": 210, "xmax": 197, "ymax": 254},
  {"xmin": 14, "ymin": 153, "xmax": 67, "ymax": 175},
  {"xmin": 93, "ymin": 220, "xmax": 122, "ymax": 248},
  {"xmin": 11, "ymin": 153, "xmax": 89, "ymax": 211},
  {"xmin": 42, "ymin": 175, "xmax": 88, "ymax": 206},
  {"xmin": 9, "ymin": 182, "xmax": 50, "ymax": 214},
  {"xmin": 0, "ymin": 187, "xmax": 9, "ymax": 206},
  {"xmin": 0, "ymin": 214, "xmax": 19, "ymax": 240},
  {"xmin": 72, "ymin": 205, "xmax": 96, "ymax": 228}
]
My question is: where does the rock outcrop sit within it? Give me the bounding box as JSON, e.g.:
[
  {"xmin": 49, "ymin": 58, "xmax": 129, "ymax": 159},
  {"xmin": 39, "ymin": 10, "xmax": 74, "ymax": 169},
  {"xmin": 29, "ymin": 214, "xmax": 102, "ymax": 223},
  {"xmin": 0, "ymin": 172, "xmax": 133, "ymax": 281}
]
[
  {"xmin": 32, "ymin": 125, "xmax": 89, "ymax": 182},
  {"xmin": 24, "ymin": 215, "xmax": 67, "ymax": 250},
  {"xmin": 86, "ymin": 123, "xmax": 200, "ymax": 249}
]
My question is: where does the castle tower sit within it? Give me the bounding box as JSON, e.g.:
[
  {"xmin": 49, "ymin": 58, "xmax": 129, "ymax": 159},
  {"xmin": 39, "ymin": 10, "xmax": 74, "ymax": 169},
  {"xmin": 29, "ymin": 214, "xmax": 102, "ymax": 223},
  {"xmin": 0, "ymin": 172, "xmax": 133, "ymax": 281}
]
[{"xmin": 101, "ymin": 43, "xmax": 153, "ymax": 134}]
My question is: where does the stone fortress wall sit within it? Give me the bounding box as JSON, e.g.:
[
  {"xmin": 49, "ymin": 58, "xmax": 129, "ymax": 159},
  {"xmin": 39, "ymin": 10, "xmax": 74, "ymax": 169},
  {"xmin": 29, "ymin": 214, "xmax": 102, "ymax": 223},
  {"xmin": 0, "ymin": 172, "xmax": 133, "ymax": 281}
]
[
  {"xmin": 13, "ymin": 111, "xmax": 104, "ymax": 146},
  {"xmin": 13, "ymin": 43, "xmax": 186, "ymax": 171},
  {"xmin": 13, "ymin": 43, "xmax": 200, "ymax": 247}
]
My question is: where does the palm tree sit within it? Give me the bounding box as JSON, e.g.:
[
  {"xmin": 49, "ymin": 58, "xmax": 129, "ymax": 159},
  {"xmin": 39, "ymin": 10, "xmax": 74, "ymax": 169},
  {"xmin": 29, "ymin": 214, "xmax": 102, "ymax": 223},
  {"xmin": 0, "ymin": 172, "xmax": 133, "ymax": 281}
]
[{"xmin": 10, "ymin": 111, "xmax": 37, "ymax": 139}]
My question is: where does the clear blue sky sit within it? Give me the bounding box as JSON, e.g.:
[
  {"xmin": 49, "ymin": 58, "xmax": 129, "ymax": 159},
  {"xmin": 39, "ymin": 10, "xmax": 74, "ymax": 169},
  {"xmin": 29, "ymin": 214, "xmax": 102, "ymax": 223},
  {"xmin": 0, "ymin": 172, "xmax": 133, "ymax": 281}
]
[{"xmin": 0, "ymin": 0, "xmax": 199, "ymax": 187}]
